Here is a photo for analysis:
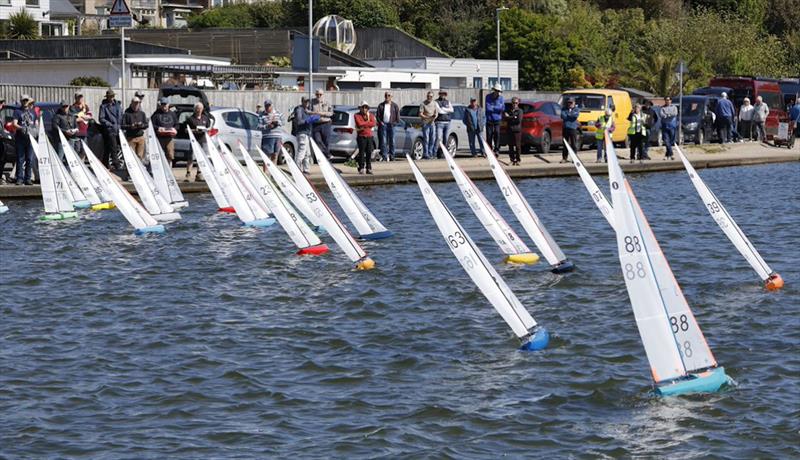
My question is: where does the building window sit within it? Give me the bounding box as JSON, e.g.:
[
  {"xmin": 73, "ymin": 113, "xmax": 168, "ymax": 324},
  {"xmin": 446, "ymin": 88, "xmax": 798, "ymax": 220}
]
[
  {"xmin": 473, "ymin": 77, "xmax": 482, "ymax": 89},
  {"xmin": 0, "ymin": 0, "xmax": 11, "ymax": 6},
  {"xmin": 500, "ymin": 78, "xmax": 511, "ymax": 90},
  {"xmin": 42, "ymin": 23, "xmax": 63, "ymax": 36},
  {"xmin": 26, "ymin": 0, "xmax": 39, "ymax": 6}
]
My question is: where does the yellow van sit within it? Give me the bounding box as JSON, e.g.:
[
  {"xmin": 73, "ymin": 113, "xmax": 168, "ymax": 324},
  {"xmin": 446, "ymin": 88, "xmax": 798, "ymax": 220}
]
[{"xmin": 560, "ymin": 89, "xmax": 633, "ymax": 147}]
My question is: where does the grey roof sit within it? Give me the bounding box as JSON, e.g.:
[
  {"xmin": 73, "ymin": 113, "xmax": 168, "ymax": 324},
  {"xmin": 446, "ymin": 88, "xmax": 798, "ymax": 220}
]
[
  {"xmin": 50, "ymin": 0, "xmax": 82, "ymax": 17},
  {"xmin": 0, "ymin": 37, "xmax": 187, "ymax": 60}
]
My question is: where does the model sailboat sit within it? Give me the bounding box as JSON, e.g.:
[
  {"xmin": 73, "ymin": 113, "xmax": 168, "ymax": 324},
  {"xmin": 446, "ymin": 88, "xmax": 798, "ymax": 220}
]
[
  {"xmin": 407, "ymin": 155, "xmax": 548, "ymax": 350},
  {"xmin": 260, "ymin": 148, "xmax": 324, "ymax": 231},
  {"xmin": 676, "ymin": 146, "xmax": 782, "ymax": 291},
  {"xmin": 146, "ymin": 125, "xmax": 188, "ymax": 210},
  {"xmin": 442, "ymin": 145, "xmax": 538, "ymax": 264},
  {"xmin": 119, "ymin": 131, "xmax": 181, "ymax": 222},
  {"xmin": 209, "ymin": 138, "xmax": 274, "ymax": 227},
  {"xmin": 565, "ymin": 141, "xmax": 615, "ymax": 229},
  {"xmin": 188, "ymin": 131, "xmax": 231, "ymax": 212},
  {"xmin": 58, "ymin": 130, "xmax": 113, "ymax": 211},
  {"xmin": 31, "ymin": 133, "xmax": 78, "ymax": 221},
  {"xmin": 606, "ymin": 137, "xmax": 730, "ymax": 396}
]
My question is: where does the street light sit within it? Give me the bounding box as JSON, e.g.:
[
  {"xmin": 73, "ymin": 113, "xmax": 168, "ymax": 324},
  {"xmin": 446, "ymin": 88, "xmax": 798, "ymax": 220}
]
[
  {"xmin": 675, "ymin": 59, "xmax": 687, "ymax": 145},
  {"xmin": 496, "ymin": 6, "xmax": 508, "ymax": 89},
  {"xmin": 308, "ymin": 0, "xmax": 313, "ymax": 101}
]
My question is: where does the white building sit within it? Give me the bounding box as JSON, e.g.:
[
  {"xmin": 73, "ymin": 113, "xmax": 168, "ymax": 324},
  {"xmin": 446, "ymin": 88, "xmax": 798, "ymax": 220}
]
[
  {"xmin": 0, "ymin": 0, "xmax": 72, "ymax": 36},
  {"xmin": 328, "ymin": 66, "xmax": 439, "ymax": 90},
  {"xmin": 367, "ymin": 57, "xmax": 519, "ymax": 91}
]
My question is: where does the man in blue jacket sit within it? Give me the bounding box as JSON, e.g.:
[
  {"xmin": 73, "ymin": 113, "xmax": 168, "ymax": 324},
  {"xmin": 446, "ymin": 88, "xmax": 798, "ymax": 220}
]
[
  {"xmin": 715, "ymin": 92, "xmax": 735, "ymax": 144},
  {"xmin": 98, "ymin": 89, "xmax": 123, "ymax": 172},
  {"xmin": 560, "ymin": 97, "xmax": 580, "ymax": 160},
  {"xmin": 291, "ymin": 97, "xmax": 320, "ymax": 174},
  {"xmin": 485, "ymin": 84, "xmax": 504, "ymax": 155}
]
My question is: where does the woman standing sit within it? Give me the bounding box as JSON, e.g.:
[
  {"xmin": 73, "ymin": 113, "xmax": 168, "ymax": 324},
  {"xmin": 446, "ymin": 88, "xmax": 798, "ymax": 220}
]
[
  {"xmin": 186, "ymin": 102, "xmax": 210, "ymax": 182},
  {"xmin": 627, "ymin": 104, "xmax": 648, "ymax": 162},
  {"xmin": 354, "ymin": 101, "xmax": 376, "ymax": 175}
]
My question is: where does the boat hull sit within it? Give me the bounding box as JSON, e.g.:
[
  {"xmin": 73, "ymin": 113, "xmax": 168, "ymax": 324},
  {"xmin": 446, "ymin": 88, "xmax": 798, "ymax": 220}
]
[
  {"xmin": 39, "ymin": 211, "xmax": 78, "ymax": 221},
  {"xmin": 656, "ymin": 367, "xmax": 731, "ymax": 396},
  {"xmin": 0, "ymin": 205, "xmax": 8, "ymax": 214},
  {"xmin": 297, "ymin": 244, "xmax": 330, "ymax": 256},
  {"xmin": 359, "ymin": 230, "xmax": 393, "ymax": 240},
  {"xmin": 73, "ymin": 200, "xmax": 91, "ymax": 209},
  {"xmin": 154, "ymin": 212, "xmax": 182, "ymax": 223},
  {"xmin": 519, "ymin": 327, "xmax": 550, "ymax": 351},
  {"xmin": 243, "ymin": 218, "xmax": 277, "ymax": 228},
  {"xmin": 219, "ymin": 206, "xmax": 236, "ymax": 213},
  {"xmin": 91, "ymin": 202, "xmax": 116, "ymax": 211},
  {"xmin": 551, "ymin": 259, "xmax": 576, "ymax": 274},
  {"xmin": 135, "ymin": 225, "xmax": 166, "ymax": 235},
  {"xmin": 505, "ymin": 253, "xmax": 540, "ymax": 265}
]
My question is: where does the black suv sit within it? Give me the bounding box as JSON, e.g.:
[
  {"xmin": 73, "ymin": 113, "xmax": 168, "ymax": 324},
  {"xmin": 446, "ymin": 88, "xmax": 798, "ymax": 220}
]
[{"xmin": 158, "ymin": 85, "xmax": 215, "ymax": 164}]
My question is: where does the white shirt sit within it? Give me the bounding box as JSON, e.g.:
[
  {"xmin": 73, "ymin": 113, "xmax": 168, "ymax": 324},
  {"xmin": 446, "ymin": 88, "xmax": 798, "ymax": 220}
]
[
  {"xmin": 739, "ymin": 105, "xmax": 754, "ymax": 121},
  {"xmin": 383, "ymin": 103, "xmax": 391, "ymax": 123}
]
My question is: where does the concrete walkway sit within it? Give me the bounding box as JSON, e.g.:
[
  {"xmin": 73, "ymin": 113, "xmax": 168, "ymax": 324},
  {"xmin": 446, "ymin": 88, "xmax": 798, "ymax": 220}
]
[{"xmin": 1, "ymin": 142, "xmax": 797, "ymax": 199}]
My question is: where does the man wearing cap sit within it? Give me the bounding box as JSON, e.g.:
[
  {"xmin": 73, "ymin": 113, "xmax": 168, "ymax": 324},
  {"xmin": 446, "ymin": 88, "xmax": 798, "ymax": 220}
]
[
  {"xmin": 135, "ymin": 90, "xmax": 146, "ymax": 104},
  {"xmin": 434, "ymin": 90, "xmax": 454, "ymax": 158},
  {"xmin": 485, "ymin": 84, "xmax": 505, "ymax": 155},
  {"xmin": 151, "ymin": 97, "xmax": 179, "ymax": 163},
  {"xmin": 122, "ymin": 97, "xmax": 149, "ymax": 161},
  {"xmin": 11, "ymin": 94, "xmax": 39, "ymax": 185},
  {"xmin": 354, "ymin": 101, "xmax": 376, "ymax": 174},
  {"xmin": 258, "ymin": 99, "xmax": 283, "ymax": 162},
  {"xmin": 69, "ymin": 92, "xmax": 92, "ymax": 159},
  {"xmin": 310, "ymin": 89, "xmax": 334, "ymax": 160},
  {"xmin": 376, "ymin": 91, "xmax": 399, "ymax": 161},
  {"xmin": 561, "ymin": 97, "xmax": 581, "ymax": 159},
  {"xmin": 463, "ymin": 96, "xmax": 485, "ymax": 157},
  {"xmin": 52, "ymin": 100, "xmax": 80, "ymax": 161},
  {"xmin": 99, "ymin": 89, "xmax": 123, "ymax": 170},
  {"xmin": 291, "ymin": 96, "xmax": 320, "ymax": 174},
  {"xmin": 419, "ymin": 91, "xmax": 439, "ymax": 159}
]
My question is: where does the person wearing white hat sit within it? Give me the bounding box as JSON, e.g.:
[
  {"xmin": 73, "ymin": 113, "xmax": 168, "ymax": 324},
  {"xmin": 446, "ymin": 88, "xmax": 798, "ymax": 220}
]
[
  {"xmin": 485, "ymin": 84, "xmax": 505, "ymax": 155},
  {"xmin": 354, "ymin": 101, "xmax": 376, "ymax": 174}
]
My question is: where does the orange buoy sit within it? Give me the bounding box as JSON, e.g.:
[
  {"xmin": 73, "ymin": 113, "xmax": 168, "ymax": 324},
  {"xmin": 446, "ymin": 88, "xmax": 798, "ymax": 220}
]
[
  {"xmin": 765, "ymin": 273, "xmax": 784, "ymax": 291},
  {"xmin": 355, "ymin": 257, "xmax": 376, "ymax": 270}
]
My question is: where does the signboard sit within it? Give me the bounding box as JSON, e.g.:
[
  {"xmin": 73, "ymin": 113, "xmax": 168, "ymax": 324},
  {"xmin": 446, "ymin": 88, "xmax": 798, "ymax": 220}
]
[
  {"xmin": 109, "ymin": 0, "xmax": 132, "ymax": 28},
  {"xmin": 292, "ymin": 36, "xmax": 320, "ymax": 72},
  {"xmin": 777, "ymin": 122, "xmax": 789, "ymax": 140}
]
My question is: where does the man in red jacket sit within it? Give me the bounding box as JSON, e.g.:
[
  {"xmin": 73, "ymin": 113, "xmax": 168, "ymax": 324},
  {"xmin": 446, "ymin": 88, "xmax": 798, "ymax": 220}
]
[{"xmin": 354, "ymin": 101, "xmax": 376, "ymax": 174}]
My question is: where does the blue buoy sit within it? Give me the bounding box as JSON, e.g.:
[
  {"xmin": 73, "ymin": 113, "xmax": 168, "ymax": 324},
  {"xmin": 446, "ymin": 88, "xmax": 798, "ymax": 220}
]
[
  {"xmin": 135, "ymin": 225, "xmax": 166, "ymax": 235},
  {"xmin": 656, "ymin": 366, "xmax": 732, "ymax": 396},
  {"xmin": 551, "ymin": 259, "xmax": 576, "ymax": 274},
  {"xmin": 244, "ymin": 218, "xmax": 277, "ymax": 228},
  {"xmin": 520, "ymin": 327, "xmax": 549, "ymax": 351},
  {"xmin": 359, "ymin": 230, "xmax": 393, "ymax": 240}
]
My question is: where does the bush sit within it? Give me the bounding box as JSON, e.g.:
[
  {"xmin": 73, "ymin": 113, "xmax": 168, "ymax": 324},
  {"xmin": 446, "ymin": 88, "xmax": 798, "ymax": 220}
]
[
  {"xmin": 69, "ymin": 76, "xmax": 111, "ymax": 87},
  {"xmin": 8, "ymin": 9, "xmax": 40, "ymax": 39}
]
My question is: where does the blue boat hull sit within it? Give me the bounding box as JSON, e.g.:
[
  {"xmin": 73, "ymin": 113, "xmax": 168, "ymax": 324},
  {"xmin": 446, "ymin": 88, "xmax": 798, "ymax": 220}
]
[
  {"xmin": 519, "ymin": 327, "xmax": 550, "ymax": 351},
  {"xmin": 135, "ymin": 225, "xmax": 166, "ymax": 235},
  {"xmin": 551, "ymin": 259, "xmax": 576, "ymax": 274},
  {"xmin": 244, "ymin": 218, "xmax": 277, "ymax": 228},
  {"xmin": 656, "ymin": 366, "xmax": 732, "ymax": 396},
  {"xmin": 359, "ymin": 230, "xmax": 393, "ymax": 240}
]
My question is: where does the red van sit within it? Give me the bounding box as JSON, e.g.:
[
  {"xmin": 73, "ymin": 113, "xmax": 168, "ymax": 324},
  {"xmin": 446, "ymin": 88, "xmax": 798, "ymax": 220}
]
[{"xmin": 709, "ymin": 76, "xmax": 786, "ymax": 140}]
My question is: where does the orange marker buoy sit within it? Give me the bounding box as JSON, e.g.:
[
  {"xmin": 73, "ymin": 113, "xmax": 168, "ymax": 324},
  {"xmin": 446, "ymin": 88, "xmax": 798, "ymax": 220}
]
[
  {"xmin": 355, "ymin": 257, "xmax": 376, "ymax": 270},
  {"xmin": 765, "ymin": 273, "xmax": 784, "ymax": 291}
]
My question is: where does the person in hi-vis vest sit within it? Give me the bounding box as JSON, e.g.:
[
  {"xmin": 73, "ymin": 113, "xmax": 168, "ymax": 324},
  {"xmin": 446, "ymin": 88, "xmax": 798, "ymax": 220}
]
[{"xmin": 595, "ymin": 108, "xmax": 615, "ymax": 162}]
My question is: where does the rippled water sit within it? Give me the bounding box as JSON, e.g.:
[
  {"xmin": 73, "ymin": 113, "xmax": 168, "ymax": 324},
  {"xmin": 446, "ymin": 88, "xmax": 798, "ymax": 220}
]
[{"xmin": 1, "ymin": 162, "xmax": 798, "ymax": 458}]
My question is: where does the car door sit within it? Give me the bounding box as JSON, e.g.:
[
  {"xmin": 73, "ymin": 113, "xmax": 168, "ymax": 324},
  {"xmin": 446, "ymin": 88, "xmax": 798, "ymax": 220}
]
[
  {"xmin": 242, "ymin": 110, "xmax": 263, "ymax": 155},
  {"xmin": 220, "ymin": 110, "xmax": 249, "ymax": 153},
  {"xmin": 546, "ymin": 102, "xmax": 563, "ymax": 142},
  {"xmin": 393, "ymin": 119, "xmax": 410, "ymax": 153}
]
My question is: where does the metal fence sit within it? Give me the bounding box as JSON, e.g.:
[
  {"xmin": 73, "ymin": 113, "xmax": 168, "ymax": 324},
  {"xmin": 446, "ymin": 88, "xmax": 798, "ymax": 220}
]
[{"xmin": 0, "ymin": 84, "xmax": 559, "ymax": 118}]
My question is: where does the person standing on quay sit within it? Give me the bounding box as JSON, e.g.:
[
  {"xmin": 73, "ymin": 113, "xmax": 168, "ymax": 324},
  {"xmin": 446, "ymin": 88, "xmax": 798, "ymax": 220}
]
[
  {"xmin": 354, "ymin": 101, "xmax": 376, "ymax": 174},
  {"xmin": 0, "ymin": 98, "xmax": 7, "ymax": 184},
  {"xmin": 69, "ymin": 92, "xmax": 92, "ymax": 159},
  {"xmin": 738, "ymin": 98, "xmax": 754, "ymax": 140},
  {"xmin": 99, "ymin": 89, "xmax": 123, "ymax": 171},
  {"xmin": 11, "ymin": 95, "xmax": 38, "ymax": 185},
  {"xmin": 52, "ymin": 100, "xmax": 79, "ymax": 161},
  {"xmin": 434, "ymin": 90, "xmax": 454, "ymax": 158},
  {"xmin": 504, "ymin": 97, "xmax": 523, "ymax": 165},
  {"xmin": 659, "ymin": 97, "xmax": 678, "ymax": 159},
  {"xmin": 186, "ymin": 102, "xmax": 210, "ymax": 182},
  {"xmin": 642, "ymin": 100, "xmax": 657, "ymax": 159},
  {"xmin": 715, "ymin": 92, "xmax": 735, "ymax": 144},
  {"xmin": 310, "ymin": 89, "xmax": 334, "ymax": 160},
  {"xmin": 122, "ymin": 97, "xmax": 149, "ymax": 161},
  {"xmin": 376, "ymin": 91, "xmax": 399, "ymax": 161},
  {"xmin": 627, "ymin": 103, "xmax": 648, "ymax": 162},
  {"xmin": 419, "ymin": 91, "xmax": 439, "ymax": 159},
  {"xmin": 594, "ymin": 107, "xmax": 614, "ymax": 163},
  {"xmin": 485, "ymin": 84, "xmax": 504, "ymax": 155},
  {"xmin": 292, "ymin": 97, "xmax": 319, "ymax": 175},
  {"xmin": 463, "ymin": 96, "xmax": 485, "ymax": 157},
  {"xmin": 258, "ymin": 99, "xmax": 283, "ymax": 163},
  {"xmin": 151, "ymin": 97, "xmax": 179, "ymax": 165},
  {"xmin": 752, "ymin": 95, "xmax": 769, "ymax": 143},
  {"xmin": 561, "ymin": 97, "xmax": 580, "ymax": 161}
]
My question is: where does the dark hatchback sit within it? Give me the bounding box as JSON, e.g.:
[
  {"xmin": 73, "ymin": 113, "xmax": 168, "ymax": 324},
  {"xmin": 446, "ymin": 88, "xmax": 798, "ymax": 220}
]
[{"xmin": 675, "ymin": 95, "xmax": 720, "ymax": 144}]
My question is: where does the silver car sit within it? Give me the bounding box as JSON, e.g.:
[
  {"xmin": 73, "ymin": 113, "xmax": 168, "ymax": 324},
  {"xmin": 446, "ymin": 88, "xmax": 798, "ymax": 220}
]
[
  {"xmin": 328, "ymin": 106, "xmax": 425, "ymax": 160},
  {"xmin": 210, "ymin": 108, "xmax": 298, "ymax": 161},
  {"xmin": 399, "ymin": 103, "xmax": 466, "ymax": 155}
]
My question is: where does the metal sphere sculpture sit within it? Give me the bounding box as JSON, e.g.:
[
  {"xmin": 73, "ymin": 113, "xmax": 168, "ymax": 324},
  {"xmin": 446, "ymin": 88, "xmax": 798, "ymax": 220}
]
[{"xmin": 312, "ymin": 15, "xmax": 356, "ymax": 55}]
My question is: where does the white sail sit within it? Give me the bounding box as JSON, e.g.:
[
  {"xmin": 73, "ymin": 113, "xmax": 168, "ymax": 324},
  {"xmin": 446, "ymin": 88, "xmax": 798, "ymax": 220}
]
[
  {"xmin": 676, "ymin": 147, "xmax": 773, "ymax": 281},
  {"xmin": 443, "ymin": 146, "xmax": 531, "ymax": 256},
  {"xmin": 215, "ymin": 141, "xmax": 271, "ymax": 221},
  {"xmin": 480, "ymin": 137, "xmax": 567, "ymax": 266},
  {"xmin": 58, "ymin": 131, "xmax": 102, "ymax": 205},
  {"xmin": 309, "ymin": 138, "xmax": 388, "ymax": 237},
  {"xmin": 47, "ymin": 137, "xmax": 85, "ymax": 206},
  {"xmin": 0, "ymin": 200, "xmax": 8, "ymax": 214},
  {"xmin": 146, "ymin": 125, "xmax": 187, "ymax": 208},
  {"xmin": 282, "ymin": 145, "xmax": 367, "ymax": 262},
  {"xmin": 261, "ymin": 149, "xmax": 323, "ymax": 229},
  {"xmin": 607, "ymin": 139, "xmax": 716, "ymax": 383},
  {"xmin": 240, "ymin": 144, "xmax": 323, "ymax": 249},
  {"xmin": 84, "ymin": 141, "xmax": 159, "ymax": 230},
  {"xmin": 188, "ymin": 131, "xmax": 230, "ymax": 210},
  {"xmin": 407, "ymin": 155, "xmax": 538, "ymax": 338},
  {"xmin": 33, "ymin": 134, "xmax": 74, "ymax": 213},
  {"xmin": 119, "ymin": 131, "xmax": 179, "ymax": 221},
  {"xmin": 565, "ymin": 141, "xmax": 615, "ymax": 229}
]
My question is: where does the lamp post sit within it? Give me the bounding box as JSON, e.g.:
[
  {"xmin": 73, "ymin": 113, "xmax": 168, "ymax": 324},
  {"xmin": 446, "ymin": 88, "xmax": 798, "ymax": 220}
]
[
  {"xmin": 308, "ymin": 0, "xmax": 313, "ymax": 101},
  {"xmin": 675, "ymin": 59, "xmax": 686, "ymax": 145},
  {"xmin": 496, "ymin": 7, "xmax": 508, "ymax": 89}
]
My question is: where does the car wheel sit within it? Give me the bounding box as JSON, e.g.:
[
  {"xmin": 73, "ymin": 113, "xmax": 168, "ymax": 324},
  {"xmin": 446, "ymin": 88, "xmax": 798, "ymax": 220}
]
[
  {"xmin": 411, "ymin": 138, "xmax": 424, "ymax": 160},
  {"xmin": 447, "ymin": 134, "xmax": 457, "ymax": 156},
  {"xmin": 695, "ymin": 129, "xmax": 704, "ymax": 145},
  {"xmin": 537, "ymin": 131, "xmax": 551, "ymax": 154},
  {"xmin": 280, "ymin": 142, "xmax": 294, "ymax": 165}
]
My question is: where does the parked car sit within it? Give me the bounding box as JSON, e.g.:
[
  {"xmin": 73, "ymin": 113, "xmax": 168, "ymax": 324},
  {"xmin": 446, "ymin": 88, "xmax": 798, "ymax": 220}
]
[
  {"xmin": 209, "ymin": 107, "xmax": 298, "ymax": 162},
  {"xmin": 161, "ymin": 85, "xmax": 217, "ymax": 165},
  {"xmin": 499, "ymin": 100, "xmax": 563, "ymax": 154},
  {"xmin": 398, "ymin": 103, "xmax": 464, "ymax": 155},
  {"xmin": 708, "ymin": 76, "xmax": 786, "ymax": 140},
  {"xmin": 675, "ymin": 95, "xmax": 720, "ymax": 145},
  {"xmin": 329, "ymin": 106, "xmax": 425, "ymax": 160},
  {"xmin": 778, "ymin": 78, "xmax": 799, "ymax": 110},
  {"xmin": 560, "ymin": 89, "xmax": 633, "ymax": 148}
]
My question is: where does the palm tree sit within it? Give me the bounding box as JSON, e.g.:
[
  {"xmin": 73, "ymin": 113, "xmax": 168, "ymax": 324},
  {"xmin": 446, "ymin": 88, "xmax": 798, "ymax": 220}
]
[
  {"xmin": 8, "ymin": 9, "xmax": 40, "ymax": 39},
  {"xmin": 626, "ymin": 52, "xmax": 680, "ymax": 96}
]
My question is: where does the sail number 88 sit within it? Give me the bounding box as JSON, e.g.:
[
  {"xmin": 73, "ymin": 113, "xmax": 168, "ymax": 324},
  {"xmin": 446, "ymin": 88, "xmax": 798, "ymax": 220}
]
[
  {"xmin": 670, "ymin": 314, "xmax": 689, "ymax": 333},
  {"xmin": 624, "ymin": 262, "xmax": 646, "ymax": 280},
  {"xmin": 624, "ymin": 236, "xmax": 642, "ymax": 253},
  {"xmin": 447, "ymin": 231, "xmax": 467, "ymax": 249}
]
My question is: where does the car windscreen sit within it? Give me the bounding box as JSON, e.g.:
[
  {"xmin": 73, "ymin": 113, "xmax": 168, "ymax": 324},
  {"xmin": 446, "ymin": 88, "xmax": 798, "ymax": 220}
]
[
  {"xmin": 760, "ymin": 91, "xmax": 784, "ymax": 111},
  {"xmin": 681, "ymin": 101, "xmax": 704, "ymax": 117},
  {"xmin": 400, "ymin": 106, "xmax": 419, "ymax": 117},
  {"xmin": 162, "ymin": 94, "xmax": 203, "ymax": 107},
  {"xmin": 332, "ymin": 111, "xmax": 350, "ymax": 126},
  {"xmin": 569, "ymin": 94, "xmax": 606, "ymax": 111}
]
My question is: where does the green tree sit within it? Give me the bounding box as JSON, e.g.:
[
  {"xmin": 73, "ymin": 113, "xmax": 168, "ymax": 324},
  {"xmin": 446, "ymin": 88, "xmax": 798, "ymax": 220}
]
[
  {"xmin": 187, "ymin": 4, "xmax": 255, "ymax": 29},
  {"xmin": 8, "ymin": 9, "xmax": 40, "ymax": 39},
  {"xmin": 69, "ymin": 76, "xmax": 111, "ymax": 87}
]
